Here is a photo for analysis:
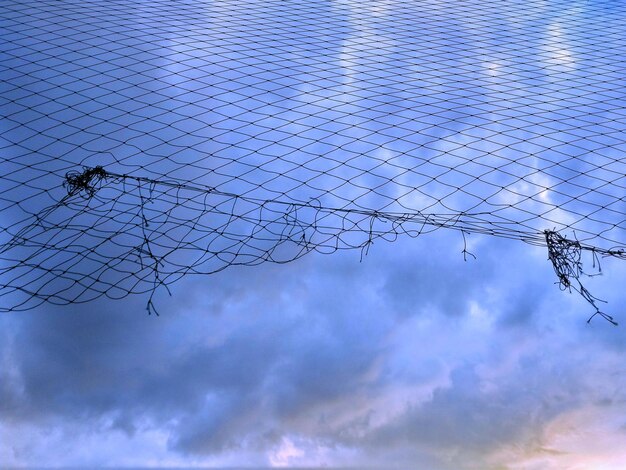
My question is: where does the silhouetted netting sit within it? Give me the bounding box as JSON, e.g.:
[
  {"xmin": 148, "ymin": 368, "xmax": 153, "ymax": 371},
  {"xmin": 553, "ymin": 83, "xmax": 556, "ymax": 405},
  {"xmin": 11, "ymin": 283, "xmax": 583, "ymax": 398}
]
[{"xmin": 2, "ymin": 0, "xmax": 626, "ymax": 320}]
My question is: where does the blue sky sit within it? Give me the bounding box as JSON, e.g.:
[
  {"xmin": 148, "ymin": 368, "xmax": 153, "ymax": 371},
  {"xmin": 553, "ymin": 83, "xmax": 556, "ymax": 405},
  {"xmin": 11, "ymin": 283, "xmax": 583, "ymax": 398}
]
[
  {"xmin": 3, "ymin": 233, "xmax": 626, "ymax": 468},
  {"xmin": 2, "ymin": 0, "xmax": 626, "ymax": 468}
]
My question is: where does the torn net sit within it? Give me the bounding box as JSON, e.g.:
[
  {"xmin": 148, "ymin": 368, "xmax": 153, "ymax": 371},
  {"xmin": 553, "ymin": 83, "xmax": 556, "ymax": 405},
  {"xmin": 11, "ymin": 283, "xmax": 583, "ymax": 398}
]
[{"xmin": 1, "ymin": 0, "xmax": 626, "ymax": 319}]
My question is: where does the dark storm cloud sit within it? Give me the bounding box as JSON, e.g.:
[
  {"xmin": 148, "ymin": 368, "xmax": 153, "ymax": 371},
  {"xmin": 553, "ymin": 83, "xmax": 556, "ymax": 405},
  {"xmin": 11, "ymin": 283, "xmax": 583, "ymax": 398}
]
[
  {"xmin": 2, "ymin": 222, "xmax": 625, "ymax": 467},
  {"xmin": 0, "ymin": 242, "xmax": 392, "ymax": 455},
  {"xmin": 0, "ymin": 229, "xmax": 483, "ymax": 451},
  {"xmin": 167, "ymin": 252, "xmax": 397, "ymax": 455}
]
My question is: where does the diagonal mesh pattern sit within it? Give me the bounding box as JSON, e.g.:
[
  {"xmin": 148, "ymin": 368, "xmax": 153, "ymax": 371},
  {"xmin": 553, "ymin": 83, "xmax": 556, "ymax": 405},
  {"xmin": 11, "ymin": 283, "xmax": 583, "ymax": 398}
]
[{"xmin": 1, "ymin": 0, "xmax": 626, "ymax": 316}]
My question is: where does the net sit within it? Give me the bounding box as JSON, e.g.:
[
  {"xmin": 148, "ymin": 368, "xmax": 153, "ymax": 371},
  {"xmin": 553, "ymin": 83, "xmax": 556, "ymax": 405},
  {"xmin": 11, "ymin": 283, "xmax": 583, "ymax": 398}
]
[{"xmin": 1, "ymin": 0, "xmax": 625, "ymax": 320}]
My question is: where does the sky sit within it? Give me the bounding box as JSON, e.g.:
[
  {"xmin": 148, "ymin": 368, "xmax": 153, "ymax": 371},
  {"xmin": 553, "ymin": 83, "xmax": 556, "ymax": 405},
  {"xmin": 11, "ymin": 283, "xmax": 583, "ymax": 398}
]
[
  {"xmin": 3, "ymin": 229, "xmax": 626, "ymax": 469},
  {"xmin": 2, "ymin": 0, "xmax": 626, "ymax": 468}
]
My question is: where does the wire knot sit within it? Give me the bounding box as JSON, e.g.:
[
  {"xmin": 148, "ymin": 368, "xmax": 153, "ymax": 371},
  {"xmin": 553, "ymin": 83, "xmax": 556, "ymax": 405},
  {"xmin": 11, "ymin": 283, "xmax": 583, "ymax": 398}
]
[{"xmin": 64, "ymin": 166, "xmax": 108, "ymax": 197}]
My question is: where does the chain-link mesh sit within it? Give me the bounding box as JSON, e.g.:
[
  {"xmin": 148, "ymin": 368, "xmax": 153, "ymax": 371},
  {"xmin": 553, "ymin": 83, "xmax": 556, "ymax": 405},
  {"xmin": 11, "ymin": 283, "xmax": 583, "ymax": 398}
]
[{"xmin": 1, "ymin": 0, "xmax": 626, "ymax": 318}]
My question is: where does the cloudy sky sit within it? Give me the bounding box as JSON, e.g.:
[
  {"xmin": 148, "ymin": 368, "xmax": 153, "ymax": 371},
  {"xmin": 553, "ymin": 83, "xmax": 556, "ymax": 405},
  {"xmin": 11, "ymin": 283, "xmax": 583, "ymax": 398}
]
[
  {"xmin": 2, "ymin": 0, "xmax": 626, "ymax": 468},
  {"xmin": 3, "ymin": 229, "xmax": 626, "ymax": 469}
]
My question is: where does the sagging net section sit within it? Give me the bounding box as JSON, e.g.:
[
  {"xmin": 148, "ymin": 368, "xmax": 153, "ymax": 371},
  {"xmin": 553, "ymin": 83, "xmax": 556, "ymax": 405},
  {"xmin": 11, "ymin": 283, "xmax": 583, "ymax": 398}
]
[{"xmin": 1, "ymin": 0, "xmax": 626, "ymax": 320}]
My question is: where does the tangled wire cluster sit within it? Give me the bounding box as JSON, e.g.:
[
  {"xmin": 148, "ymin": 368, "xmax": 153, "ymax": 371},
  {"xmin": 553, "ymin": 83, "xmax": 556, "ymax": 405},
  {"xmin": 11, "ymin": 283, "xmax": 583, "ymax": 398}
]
[
  {"xmin": 545, "ymin": 230, "xmax": 623, "ymax": 325},
  {"xmin": 63, "ymin": 166, "xmax": 108, "ymax": 198}
]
